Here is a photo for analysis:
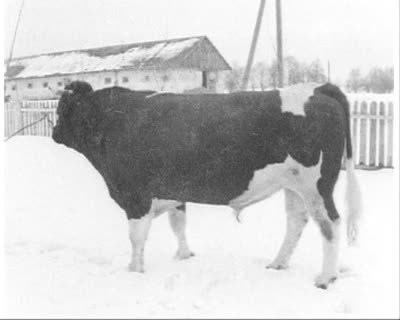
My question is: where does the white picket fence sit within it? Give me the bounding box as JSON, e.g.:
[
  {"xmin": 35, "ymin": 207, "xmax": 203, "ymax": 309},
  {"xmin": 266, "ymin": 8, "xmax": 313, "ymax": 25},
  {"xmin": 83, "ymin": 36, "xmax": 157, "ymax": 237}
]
[
  {"xmin": 4, "ymin": 100, "xmax": 58, "ymax": 139},
  {"xmin": 347, "ymin": 93, "xmax": 394, "ymax": 168},
  {"xmin": 4, "ymin": 94, "xmax": 395, "ymax": 168}
]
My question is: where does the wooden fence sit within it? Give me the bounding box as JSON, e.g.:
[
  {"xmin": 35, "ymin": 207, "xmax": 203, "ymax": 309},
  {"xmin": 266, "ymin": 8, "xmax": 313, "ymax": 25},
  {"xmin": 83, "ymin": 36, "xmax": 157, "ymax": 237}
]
[
  {"xmin": 4, "ymin": 100, "xmax": 58, "ymax": 139},
  {"xmin": 347, "ymin": 94, "xmax": 394, "ymax": 168},
  {"xmin": 4, "ymin": 94, "xmax": 396, "ymax": 168}
]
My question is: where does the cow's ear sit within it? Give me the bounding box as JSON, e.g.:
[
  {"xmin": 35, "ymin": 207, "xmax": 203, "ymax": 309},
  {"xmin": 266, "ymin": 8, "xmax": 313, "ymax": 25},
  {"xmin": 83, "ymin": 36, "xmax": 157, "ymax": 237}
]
[{"xmin": 65, "ymin": 81, "xmax": 93, "ymax": 95}]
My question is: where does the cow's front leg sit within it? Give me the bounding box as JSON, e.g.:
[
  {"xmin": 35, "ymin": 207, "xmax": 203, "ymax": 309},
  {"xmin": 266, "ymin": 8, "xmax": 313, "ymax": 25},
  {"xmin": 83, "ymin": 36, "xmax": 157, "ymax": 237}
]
[
  {"xmin": 168, "ymin": 206, "xmax": 194, "ymax": 260},
  {"xmin": 267, "ymin": 189, "xmax": 308, "ymax": 270},
  {"xmin": 128, "ymin": 212, "xmax": 154, "ymax": 272}
]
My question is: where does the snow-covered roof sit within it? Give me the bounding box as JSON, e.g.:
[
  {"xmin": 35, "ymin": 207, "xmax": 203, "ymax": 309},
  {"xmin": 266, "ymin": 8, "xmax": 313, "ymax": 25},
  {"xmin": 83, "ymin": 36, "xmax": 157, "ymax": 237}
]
[{"xmin": 5, "ymin": 36, "xmax": 231, "ymax": 80}]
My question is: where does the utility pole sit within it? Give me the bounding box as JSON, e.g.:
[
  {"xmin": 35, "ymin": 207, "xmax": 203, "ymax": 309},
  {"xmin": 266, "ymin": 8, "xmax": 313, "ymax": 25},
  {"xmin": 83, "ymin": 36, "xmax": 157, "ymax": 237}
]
[
  {"xmin": 7, "ymin": 0, "xmax": 25, "ymax": 74},
  {"xmin": 241, "ymin": 0, "xmax": 266, "ymax": 90},
  {"xmin": 276, "ymin": 0, "xmax": 283, "ymax": 88}
]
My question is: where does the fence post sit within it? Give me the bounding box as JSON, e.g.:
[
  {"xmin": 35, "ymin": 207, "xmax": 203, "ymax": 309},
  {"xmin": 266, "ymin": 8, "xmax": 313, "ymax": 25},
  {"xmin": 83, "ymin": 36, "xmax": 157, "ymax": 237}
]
[
  {"xmin": 379, "ymin": 102, "xmax": 386, "ymax": 167},
  {"xmin": 15, "ymin": 101, "xmax": 23, "ymax": 137},
  {"xmin": 369, "ymin": 101, "xmax": 377, "ymax": 167},
  {"xmin": 351, "ymin": 100, "xmax": 360, "ymax": 166},
  {"xmin": 387, "ymin": 102, "xmax": 393, "ymax": 167}
]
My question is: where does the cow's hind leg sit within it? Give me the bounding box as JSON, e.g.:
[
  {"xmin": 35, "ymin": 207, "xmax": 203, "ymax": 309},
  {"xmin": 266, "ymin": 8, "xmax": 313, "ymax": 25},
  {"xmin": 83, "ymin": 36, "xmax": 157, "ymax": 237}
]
[
  {"xmin": 168, "ymin": 204, "xmax": 194, "ymax": 260},
  {"xmin": 303, "ymin": 191, "xmax": 340, "ymax": 289},
  {"xmin": 128, "ymin": 212, "xmax": 154, "ymax": 272},
  {"xmin": 267, "ymin": 189, "xmax": 308, "ymax": 270}
]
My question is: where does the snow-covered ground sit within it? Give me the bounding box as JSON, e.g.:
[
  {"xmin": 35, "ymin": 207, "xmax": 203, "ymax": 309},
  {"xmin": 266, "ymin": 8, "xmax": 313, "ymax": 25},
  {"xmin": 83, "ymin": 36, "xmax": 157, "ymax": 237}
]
[{"xmin": 3, "ymin": 137, "xmax": 399, "ymax": 318}]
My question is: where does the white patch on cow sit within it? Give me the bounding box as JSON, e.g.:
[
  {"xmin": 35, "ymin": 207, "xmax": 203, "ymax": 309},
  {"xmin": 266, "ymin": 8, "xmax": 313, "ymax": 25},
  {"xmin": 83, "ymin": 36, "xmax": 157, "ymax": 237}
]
[
  {"xmin": 267, "ymin": 189, "xmax": 308, "ymax": 270},
  {"xmin": 150, "ymin": 198, "xmax": 182, "ymax": 216},
  {"xmin": 301, "ymin": 188, "xmax": 341, "ymax": 288},
  {"xmin": 128, "ymin": 212, "xmax": 154, "ymax": 273},
  {"xmin": 229, "ymin": 153, "xmax": 342, "ymax": 288},
  {"xmin": 168, "ymin": 209, "xmax": 194, "ymax": 259},
  {"xmin": 344, "ymin": 157, "xmax": 362, "ymax": 246},
  {"xmin": 279, "ymin": 82, "xmax": 320, "ymax": 116},
  {"xmin": 229, "ymin": 153, "xmax": 322, "ymax": 216},
  {"xmin": 315, "ymin": 220, "xmax": 340, "ymax": 287},
  {"xmin": 127, "ymin": 198, "xmax": 183, "ymax": 272}
]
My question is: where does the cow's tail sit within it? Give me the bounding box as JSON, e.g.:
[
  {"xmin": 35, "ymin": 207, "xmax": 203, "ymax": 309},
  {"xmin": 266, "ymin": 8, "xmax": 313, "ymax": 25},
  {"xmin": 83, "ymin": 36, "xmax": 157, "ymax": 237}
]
[
  {"xmin": 316, "ymin": 83, "xmax": 362, "ymax": 246},
  {"xmin": 343, "ymin": 146, "xmax": 362, "ymax": 246}
]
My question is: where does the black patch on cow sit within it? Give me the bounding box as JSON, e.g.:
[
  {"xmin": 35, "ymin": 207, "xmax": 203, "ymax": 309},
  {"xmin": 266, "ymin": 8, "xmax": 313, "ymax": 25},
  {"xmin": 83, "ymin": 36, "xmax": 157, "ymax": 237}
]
[
  {"xmin": 312, "ymin": 84, "xmax": 350, "ymax": 221},
  {"xmin": 315, "ymin": 83, "xmax": 352, "ymax": 159},
  {"xmin": 53, "ymin": 82, "xmax": 350, "ymax": 220}
]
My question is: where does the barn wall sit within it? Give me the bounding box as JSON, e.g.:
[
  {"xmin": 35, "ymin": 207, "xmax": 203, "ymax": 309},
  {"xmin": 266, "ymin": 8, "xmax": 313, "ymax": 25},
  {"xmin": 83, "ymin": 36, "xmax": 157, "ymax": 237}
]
[
  {"xmin": 181, "ymin": 38, "xmax": 231, "ymax": 72},
  {"xmin": 4, "ymin": 72, "xmax": 118, "ymax": 101},
  {"xmin": 5, "ymin": 76, "xmax": 67, "ymax": 101},
  {"xmin": 115, "ymin": 69, "xmax": 203, "ymax": 92},
  {"xmin": 5, "ymin": 68, "xmax": 226, "ymax": 101}
]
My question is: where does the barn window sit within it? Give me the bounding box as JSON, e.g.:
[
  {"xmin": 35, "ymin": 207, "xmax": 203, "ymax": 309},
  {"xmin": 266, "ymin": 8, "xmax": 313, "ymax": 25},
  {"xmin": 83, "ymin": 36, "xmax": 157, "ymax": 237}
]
[
  {"xmin": 12, "ymin": 85, "xmax": 16, "ymax": 91},
  {"xmin": 105, "ymin": 77, "xmax": 112, "ymax": 84},
  {"xmin": 144, "ymin": 75, "xmax": 150, "ymax": 81},
  {"xmin": 27, "ymin": 83, "xmax": 33, "ymax": 89},
  {"xmin": 43, "ymin": 82, "xmax": 48, "ymax": 88},
  {"xmin": 122, "ymin": 76, "xmax": 129, "ymax": 83}
]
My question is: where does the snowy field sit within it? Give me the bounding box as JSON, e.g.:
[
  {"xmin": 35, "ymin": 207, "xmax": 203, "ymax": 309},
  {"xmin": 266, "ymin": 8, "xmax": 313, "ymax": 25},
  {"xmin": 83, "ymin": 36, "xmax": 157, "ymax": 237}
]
[{"xmin": 3, "ymin": 137, "xmax": 399, "ymax": 318}]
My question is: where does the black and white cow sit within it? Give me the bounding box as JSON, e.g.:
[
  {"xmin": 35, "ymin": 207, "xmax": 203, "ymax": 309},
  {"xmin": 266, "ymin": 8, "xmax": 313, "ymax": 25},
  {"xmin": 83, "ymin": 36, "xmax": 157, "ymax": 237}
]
[{"xmin": 52, "ymin": 81, "xmax": 361, "ymax": 289}]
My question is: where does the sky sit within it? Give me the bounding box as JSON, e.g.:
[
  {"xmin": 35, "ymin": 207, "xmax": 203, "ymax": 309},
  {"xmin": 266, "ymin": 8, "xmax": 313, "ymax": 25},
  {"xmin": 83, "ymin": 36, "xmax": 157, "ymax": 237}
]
[{"xmin": 3, "ymin": 0, "xmax": 398, "ymax": 84}]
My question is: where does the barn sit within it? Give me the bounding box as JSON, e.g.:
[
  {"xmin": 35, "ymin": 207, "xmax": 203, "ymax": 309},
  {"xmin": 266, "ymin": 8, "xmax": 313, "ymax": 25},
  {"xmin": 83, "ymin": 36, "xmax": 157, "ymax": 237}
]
[{"xmin": 4, "ymin": 35, "xmax": 231, "ymax": 101}]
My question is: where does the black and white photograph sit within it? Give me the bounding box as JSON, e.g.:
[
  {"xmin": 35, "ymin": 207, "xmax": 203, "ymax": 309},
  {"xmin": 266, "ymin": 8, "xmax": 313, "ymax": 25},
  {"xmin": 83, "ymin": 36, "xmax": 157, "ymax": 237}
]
[{"xmin": 1, "ymin": 0, "xmax": 399, "ymax": 318}]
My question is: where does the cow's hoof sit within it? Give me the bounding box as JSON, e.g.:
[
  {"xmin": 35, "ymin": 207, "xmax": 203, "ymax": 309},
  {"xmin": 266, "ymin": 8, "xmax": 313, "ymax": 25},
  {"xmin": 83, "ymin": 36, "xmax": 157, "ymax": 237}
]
[
  {"xmin": 175, "ymin": 250, "xmax": 195, "ymax": 260},
  {"xmin": 128, "ymin": 263, "xmax": 144, "ymax": 273},
  {"xmin": 315, "ymin": 274, "xmax": 337, "ymax": 289},
  {"xmin": 266, "ymin": 261, "xmax": 288, "ymax": 270}
]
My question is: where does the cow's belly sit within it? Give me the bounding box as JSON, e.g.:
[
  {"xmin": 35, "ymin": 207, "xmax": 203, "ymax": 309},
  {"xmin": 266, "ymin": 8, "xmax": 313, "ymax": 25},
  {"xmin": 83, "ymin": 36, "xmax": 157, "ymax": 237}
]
[
  {"xmin": 228, "ymin": 154, "xmax": 322, "ymax": 211},
  {"xmin": 150, "ymin": 198, "xmax": 182, "ymax": 216},
  {"xmin": 153, "ymin": 153, "xmax": 322, "ymax": 210}
]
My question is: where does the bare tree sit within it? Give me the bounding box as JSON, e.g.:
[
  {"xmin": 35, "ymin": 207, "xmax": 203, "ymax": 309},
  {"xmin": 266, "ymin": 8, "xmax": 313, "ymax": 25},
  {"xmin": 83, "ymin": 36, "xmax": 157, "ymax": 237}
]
[
  {"xmin": 267, "ymin": 56, "xmax": 305, "ymax": 88},
  {"xmin": 305, "ymin": 59, "xmax": 327, "ymax": 83},
  {"xmin": 346, "ymin": 68, "xmax": 363, "ymax": 92},
  {"xmin": 250, "ymin": 62, "xmax": 269, "ymax": 91},
  {"xmin": 345, "ymin": 66, "xmax": 393, "ymax": 93},
  {"xmin": 285, "ymin": 56, "xmax": 306, "ymax": 85},
  {"xmin": 365, "ymin": 67, "xmax": 394, "ymax": 93},
  {"xmin": 224, "ymin": 64, "xmax": 244, "ymax": 92}
]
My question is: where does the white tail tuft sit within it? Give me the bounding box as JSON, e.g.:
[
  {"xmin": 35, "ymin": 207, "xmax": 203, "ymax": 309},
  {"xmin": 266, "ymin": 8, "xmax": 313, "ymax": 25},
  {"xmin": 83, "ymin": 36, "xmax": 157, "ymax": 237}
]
[{"xmin": 344, "ymin": 158, "xmax": 362, "ymax": 246}]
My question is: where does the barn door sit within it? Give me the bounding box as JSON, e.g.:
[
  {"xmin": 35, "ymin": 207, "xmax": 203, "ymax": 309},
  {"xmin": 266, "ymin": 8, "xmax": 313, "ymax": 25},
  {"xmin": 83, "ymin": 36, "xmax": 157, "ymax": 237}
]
[
  {"xmin": 202, "ymin": 71, "xmax": 216, "ymax": 92},
  {"xmin": 202, "ymin": 71, "xmax": 208, "ymax": 88}
]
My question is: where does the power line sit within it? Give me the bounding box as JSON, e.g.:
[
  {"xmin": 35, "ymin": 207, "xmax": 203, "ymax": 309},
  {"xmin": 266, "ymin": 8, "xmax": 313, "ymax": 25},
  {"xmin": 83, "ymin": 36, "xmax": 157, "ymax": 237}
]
[{"xmin": 6, "ymin": 0, "xmax": 25, "ymax": 73}]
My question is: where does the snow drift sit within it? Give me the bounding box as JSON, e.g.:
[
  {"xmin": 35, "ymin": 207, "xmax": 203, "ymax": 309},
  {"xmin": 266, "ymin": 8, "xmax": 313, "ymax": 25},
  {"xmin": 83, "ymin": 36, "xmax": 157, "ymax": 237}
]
[{"xmin": 3, "ymin": 136, "xmax": 399, "ymax": 318}]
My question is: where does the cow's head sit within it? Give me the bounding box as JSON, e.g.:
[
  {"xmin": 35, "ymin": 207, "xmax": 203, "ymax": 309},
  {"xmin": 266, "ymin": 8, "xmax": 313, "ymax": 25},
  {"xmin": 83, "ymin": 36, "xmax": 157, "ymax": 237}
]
[{"xmin": 52, "ymin": 81, "xmax": 94, "ymax": 151}]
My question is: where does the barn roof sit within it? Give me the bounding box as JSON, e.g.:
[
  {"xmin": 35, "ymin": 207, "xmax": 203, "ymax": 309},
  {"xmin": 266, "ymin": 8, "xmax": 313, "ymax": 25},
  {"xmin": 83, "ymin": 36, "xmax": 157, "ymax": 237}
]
[{"xmin": 5, "ymin": 36, "xmax": 231, "ymax": 80}]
